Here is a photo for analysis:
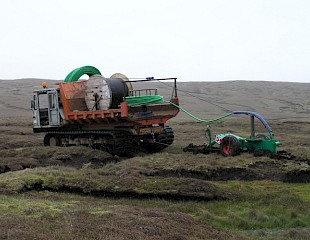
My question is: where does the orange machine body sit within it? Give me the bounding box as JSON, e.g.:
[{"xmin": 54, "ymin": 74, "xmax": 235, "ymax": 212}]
[{"xmin": 58, "ymin": 81, "xmax": 179, "ymax": 127}]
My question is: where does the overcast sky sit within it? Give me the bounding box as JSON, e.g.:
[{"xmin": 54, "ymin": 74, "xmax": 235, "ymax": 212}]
[{"xmin": 1, "ymin": 0, "xmax": 309, "ymax": 82}]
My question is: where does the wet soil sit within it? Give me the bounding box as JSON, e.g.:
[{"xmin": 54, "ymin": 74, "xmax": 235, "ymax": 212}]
[
  {"xmin": 142, "ymin": 158, "xmax": 310, "ymax": 183},
  {"xmin": 0, "ymin": 150, "xmax": 118, "ymax": 175}
]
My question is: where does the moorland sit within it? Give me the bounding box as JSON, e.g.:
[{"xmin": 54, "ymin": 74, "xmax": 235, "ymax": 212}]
[{"xmin": 0, "ymin": 79, "xmax": 309, "ymax": 239}]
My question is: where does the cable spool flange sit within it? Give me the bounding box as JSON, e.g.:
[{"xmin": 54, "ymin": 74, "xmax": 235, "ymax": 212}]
[{"xmin": 85, "ymin": 74, "xmax": 130, "ymax": 110}]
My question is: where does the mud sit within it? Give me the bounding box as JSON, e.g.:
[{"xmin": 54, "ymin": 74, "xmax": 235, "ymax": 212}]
[
  {"xmin": 0, "ymin": 150, "xmax": 118, "ymax": 175},
  {"xmin": 143, "ymin": 168, "xmax": 255, "ymax": 181},
  {"xmin": 284, "ymin": 169, "xmax": 310, "ymax": 183},
  {"xmin": 142, "ymin": 158, "xmax": 310, "ymax": 183},
  {"xmin": 21, "ymin": 182, "xmax": 227, "ymax": 202}
]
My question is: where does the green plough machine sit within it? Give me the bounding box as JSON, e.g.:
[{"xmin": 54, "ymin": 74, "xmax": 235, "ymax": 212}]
[{"xmin": 184, "ymin": 111, "xmax": 294, "ymax": 159}]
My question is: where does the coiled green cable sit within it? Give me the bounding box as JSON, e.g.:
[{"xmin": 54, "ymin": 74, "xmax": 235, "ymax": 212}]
[
  {"xmin": 64, "ymin": 66, "xmax": 101, "ymax": 82},
  {"xmin": 125, "ymin": 95, "xmax": 165, "ymax": 106}
]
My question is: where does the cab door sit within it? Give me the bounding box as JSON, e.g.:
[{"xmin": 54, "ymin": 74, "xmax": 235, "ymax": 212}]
[{"xmin": 48, "ymin": 90, "xmax": 60, "ymax": 126}]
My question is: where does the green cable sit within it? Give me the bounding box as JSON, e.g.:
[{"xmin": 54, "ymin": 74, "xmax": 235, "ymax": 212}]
[
  {"xmin": 125, "ymin": 95, "xmax": 233, "ymax": 123},
  {"xmin": 64, "ymin": 66, "xmax": 101, "ymax": 82},
  {"xmin": 167, "ymin": 100, "xmax": 233, "ymax": 123},
  {"xmin": 125, "ymin": 95, "xmax": 164, "ymax": 106}
]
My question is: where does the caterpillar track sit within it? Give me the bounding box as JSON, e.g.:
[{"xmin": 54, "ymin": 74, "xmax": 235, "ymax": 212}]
[{"xmin": 43, "ymin": 126, "xmax": 175, "ymax": 156}]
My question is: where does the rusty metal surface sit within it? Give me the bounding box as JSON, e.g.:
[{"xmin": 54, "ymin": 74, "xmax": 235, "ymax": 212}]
[{"xmin": 59, "ymin": 81, "xmax": 88, "ymax": 113}]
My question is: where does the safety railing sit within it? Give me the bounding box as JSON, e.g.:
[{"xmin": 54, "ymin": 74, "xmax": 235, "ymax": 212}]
[{"xmin": 129, "ymin": 89, "xmax": 158, "ymax": 96}]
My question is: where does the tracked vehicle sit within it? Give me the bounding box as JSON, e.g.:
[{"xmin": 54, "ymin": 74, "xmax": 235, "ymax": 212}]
[{"xmin": 31, "ymin": 66, "xmax": 179, "ymax": 155}]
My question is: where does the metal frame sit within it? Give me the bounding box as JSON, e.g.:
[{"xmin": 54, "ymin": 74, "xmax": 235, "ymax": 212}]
[
  {"xmin": 186, "ymin": 112, "xmax": 281, "ymax": 155},
  {"xmin": 212, "ymin": 112, "xmax": 280, "ymax": 153}
]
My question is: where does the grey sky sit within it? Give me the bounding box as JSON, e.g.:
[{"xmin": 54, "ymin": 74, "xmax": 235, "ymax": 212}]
[{"xmin": 1, "ymin": 0, "xmax": 309, "ymax": 82}]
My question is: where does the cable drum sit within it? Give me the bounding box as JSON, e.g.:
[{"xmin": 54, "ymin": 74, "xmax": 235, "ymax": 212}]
[
  {"xmin": 85, "ymin": 74, "xmax": 111, "ymax": 110},
  {"xmin": 111, "ymin": 73, "xmax": 133, "ymax": 93},
  {"xmin": 85, "ymin": 74, "xmax": 130, "ymax": 110},
  {"xmin": 106, "ymin": 77, "xmax": 130, "ymax": 108}
]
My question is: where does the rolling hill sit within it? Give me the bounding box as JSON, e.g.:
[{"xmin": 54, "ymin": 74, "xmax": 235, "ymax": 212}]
[{"xmin": 0, "ymin": 79, "xmax": 309, "ymax": 121}]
